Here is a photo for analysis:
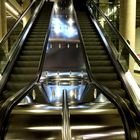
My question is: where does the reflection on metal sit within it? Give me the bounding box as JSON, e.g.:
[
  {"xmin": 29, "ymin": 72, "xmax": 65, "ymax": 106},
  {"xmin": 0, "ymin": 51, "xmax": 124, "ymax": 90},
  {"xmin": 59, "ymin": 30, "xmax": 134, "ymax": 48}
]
[{"xmin": 62, "ymin": 90, "xmax": 71, "ymax": 140}]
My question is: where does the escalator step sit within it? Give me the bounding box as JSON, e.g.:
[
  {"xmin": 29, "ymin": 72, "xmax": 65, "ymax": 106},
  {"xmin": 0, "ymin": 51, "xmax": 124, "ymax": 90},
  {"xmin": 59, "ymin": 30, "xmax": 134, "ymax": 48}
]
[
  {"xmin": 86, "ymin": 50, "xmax": 107, "ymax": 55},
  {"xmin": 27, "ymin": 38, "xmax": 45, "ymax": 42},
  {"xmin": 85, "ymin": 45, "xmax": 104, "ymax": 50},
  {"xmin": 16, "ymin": 61, "xmax": 39, "ymax": 67},
  {"xmin": 83, "ymin": 38, "xmax": 100, "ymax": 42},
  {"xmin": 100, "ymin": 81, "xmax": 122, "ymax": 88},
  {"xmin": 10, "ymin": 74, "xmax": 35, "ymax": 82},
  {"xmin": 19, "ymin": 55, "xmax": 40, "ymax": 61},
  {"xmin": 84, "ymin": 41, "xmax": 103, "ymax": 46},
  {"xmin": 90, "ymin": 60, "xmax": 112, "ymax": 66},
  {"xmin": 94, "ymin": 73, "xmax": 118, "ymax": 80},
  {"xmin": 13, "ymin": 67, "xmax": 38, "ymax": 74},
  {"xmin": 91, "ymin": 66, "xmax": 115, "ymax": 73},
  {"xmin": 6, "ymin": 82, "xmax": 29, "ymax": 90},
  {"xmin": 88, "ymin": 55, "xmax": 109, "ymax": 60},
  {"xmin": 31, "ymin": 31, "xmax": 47, "ymax": 35},
  {"xmin": 21, "ymin": 50, "xmax": 42, "ymax": 55},
  {"xmin": 27, "ymin": 35, "xmax": 45, "ymax": 38},
  {"xmin": 25, "ymin": 42, "xmax": 44, "ymax": 46},
  {"xmin": 111, "ymin": 89, "xmax": 126, "ymax": 98},
  {"xmin": 10, "ymin": 74, "xmax": 35, "ymax": 81},
  {"xmin": 23, "ymin": 45, "xmax": 43, "ymax": 50}
]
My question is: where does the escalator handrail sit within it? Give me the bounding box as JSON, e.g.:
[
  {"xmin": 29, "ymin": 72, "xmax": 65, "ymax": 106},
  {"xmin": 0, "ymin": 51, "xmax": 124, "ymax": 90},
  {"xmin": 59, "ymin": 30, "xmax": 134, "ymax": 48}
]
[
  {"xmin": 74, "ymin": 7, "xmax": 138, "ymax": 140},
  {"xmin": 0, "ymin": 80, "xmax": 36, "ymax": 139},
  {"xmin": 88, "ymin": 0, "xmax": 140, "ymax": 67},
  {"xmin": 0, "ymin": 0, "xmax": 36, "ymax": 48},
  {"xmin": 90, "ymin": 81, "xmax": 138, "ymax": 140}
]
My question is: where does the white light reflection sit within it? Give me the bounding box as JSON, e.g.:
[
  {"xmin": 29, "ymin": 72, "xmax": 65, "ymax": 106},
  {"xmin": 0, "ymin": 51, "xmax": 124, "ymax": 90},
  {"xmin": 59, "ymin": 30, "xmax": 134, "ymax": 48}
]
[
  {"xmin": 5, "ymin": 2, "xmax": 19, "ymax": 16},
  {"xmin": 82, "ymin": 131, "xmax": 125, "ymax": 139},
  {"xmin": 28, "ymin": 125, "xmax": 105, "ymax": 131},
  {"xmin": 68, "ymin": 18, "xmax": 74, "ymax": 26},
  {"xmin": 69, "ymin": 4, "xmax": 73, "ymax": 12},
  {"xmin": 125, "ymin": 70, "xmax": 140, "ymax": 100}
]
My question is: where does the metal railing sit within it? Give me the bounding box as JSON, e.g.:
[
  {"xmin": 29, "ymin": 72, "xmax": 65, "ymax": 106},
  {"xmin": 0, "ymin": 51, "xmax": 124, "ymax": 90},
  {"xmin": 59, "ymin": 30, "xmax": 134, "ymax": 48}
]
[{"xmin": 62, "ymin": 90, "xmax": 71, "ymax": 140}]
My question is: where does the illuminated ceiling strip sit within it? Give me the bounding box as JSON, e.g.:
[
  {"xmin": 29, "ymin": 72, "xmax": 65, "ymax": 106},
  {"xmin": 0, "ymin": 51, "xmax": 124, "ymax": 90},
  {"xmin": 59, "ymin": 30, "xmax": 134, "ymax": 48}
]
[{"xmin": 5, "ymin": 2, "xmax": 19, "ymax": 16}]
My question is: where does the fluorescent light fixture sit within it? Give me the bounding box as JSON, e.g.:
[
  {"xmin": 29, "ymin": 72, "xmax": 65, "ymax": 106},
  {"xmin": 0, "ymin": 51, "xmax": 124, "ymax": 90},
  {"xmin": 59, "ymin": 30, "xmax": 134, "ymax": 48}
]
[{"xmin": 5, "ymin": 2, "xmax": 19, "ymax": 16}]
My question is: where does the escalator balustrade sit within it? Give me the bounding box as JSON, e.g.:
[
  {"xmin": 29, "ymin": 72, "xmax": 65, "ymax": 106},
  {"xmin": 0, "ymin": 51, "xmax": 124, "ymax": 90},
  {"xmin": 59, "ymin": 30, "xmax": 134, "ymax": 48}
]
[{"xmin": 0, "ymin": 2, "xmax": 53, "ymax": 100}]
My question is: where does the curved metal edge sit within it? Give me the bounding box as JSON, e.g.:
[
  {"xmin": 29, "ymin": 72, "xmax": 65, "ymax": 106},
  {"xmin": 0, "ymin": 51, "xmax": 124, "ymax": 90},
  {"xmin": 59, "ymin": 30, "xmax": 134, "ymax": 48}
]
[
  {"xmin": 87, "ymin": 0, "xmax": 140, "ymax": 67},
  {"xmin": 0, "ymin": 81, "xmax": 36, "ymax": 140},
  {"xmin": 0, "ymin": 0, "xmax": 45, "ymax": 94},
  {"xmin": 0, "ymin": 0, "xmax": 36, "ymax": 47},
  {"xmin": 90, "ymin": 81, "xmax": 138, "ymax": 140}
]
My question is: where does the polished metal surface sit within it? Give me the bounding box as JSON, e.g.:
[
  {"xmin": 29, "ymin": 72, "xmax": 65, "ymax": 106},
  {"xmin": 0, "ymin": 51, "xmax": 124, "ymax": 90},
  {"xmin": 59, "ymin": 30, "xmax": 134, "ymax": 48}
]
[
  {"xmin": 5, "ymin": 102, "xmax": 125, "ymax": 140},
  {"xmin": 62, "ymin": 90, "xmax": 71, "ymax": 140}
]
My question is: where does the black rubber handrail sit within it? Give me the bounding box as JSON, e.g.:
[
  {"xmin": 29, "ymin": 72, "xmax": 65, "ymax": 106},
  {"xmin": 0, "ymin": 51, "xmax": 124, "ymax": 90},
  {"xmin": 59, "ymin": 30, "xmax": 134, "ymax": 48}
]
[
  {"xmin": 90, "ymin": 81, "xmax": 138, "ymax": 140},
  {"xmin": 88, "ymin": 0, "xmax": 140, "ymax": 67},
  {"xmin": 0, "ymin": 0, "xmax": 36, "ymax": 48}
]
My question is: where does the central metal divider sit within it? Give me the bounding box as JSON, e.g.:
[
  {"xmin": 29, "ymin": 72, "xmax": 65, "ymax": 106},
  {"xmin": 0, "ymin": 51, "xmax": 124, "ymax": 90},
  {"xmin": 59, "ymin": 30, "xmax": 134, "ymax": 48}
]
[{"xmin": 62, "ymin": 89, "xmax": 71, "ymax": 140}]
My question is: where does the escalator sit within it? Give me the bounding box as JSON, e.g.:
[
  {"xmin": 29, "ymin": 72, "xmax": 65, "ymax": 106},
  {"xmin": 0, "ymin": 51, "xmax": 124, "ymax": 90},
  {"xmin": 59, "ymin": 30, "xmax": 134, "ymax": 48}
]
[
  {"xmin": 0, "ymin": 2, "xmax": 53, "ymax": 100},
  {"xmin": 76, "ymin": 11, "xmax": 126, "ymax": 103},
  {"xmin": 74, "ymin": 1, "xmax": 140, "ymax": 137},
  {"xmin": 0, "ymin": 0, "xmax": 140, "ymax": 140}
]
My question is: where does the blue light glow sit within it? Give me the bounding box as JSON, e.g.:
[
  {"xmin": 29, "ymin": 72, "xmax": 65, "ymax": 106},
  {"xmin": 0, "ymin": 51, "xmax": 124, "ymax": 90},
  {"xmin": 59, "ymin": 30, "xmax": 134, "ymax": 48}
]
[{"xmin": 50, "ymin": 16, "xmax": 78, "ymax": 39}]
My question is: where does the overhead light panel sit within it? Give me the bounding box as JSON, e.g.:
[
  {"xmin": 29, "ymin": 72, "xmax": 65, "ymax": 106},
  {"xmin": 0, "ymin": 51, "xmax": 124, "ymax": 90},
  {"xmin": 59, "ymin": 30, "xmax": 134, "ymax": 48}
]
[{"xmin": 5, "ymin": 2, "xmax": 19, "ymax": 16}]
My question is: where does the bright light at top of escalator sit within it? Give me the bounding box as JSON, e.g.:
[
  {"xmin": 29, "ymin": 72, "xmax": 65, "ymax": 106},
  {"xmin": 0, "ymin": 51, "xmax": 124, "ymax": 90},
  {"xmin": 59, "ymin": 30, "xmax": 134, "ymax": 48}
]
[
  {"xmin": 51, "ymin": 16, "xmax": 78, "ymax": 39},
  {"xmin": 68, "ymin": 18, "xmax": 74, "ymax": 26}
]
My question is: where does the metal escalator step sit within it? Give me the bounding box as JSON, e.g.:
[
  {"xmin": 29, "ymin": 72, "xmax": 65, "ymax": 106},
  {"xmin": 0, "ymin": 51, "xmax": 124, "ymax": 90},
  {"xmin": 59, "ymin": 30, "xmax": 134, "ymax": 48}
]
[
  {"xmin": 6, "ymin": 82, "xmax": 29, "ymax": 90},
  {"xmin": 83, "ymin": 38, "xmax": 100, "ymax": 42},
  {"xmin": 91, "ymin": 66, "xmax": 115, "ymax": 73},
  {"xmin": 94, "ymin": 73, "xmax": 118, "ymax": 80},
  {"xmin": 2, "ymin": 90, "xmax": 16, "ymax": 99},
  {"xmin": 23, "ymin": 45, "xmax": 43, "ymax": 50},
  {"xmin": 31, "ymin": 32, "xmax": 46, "ymax": 35},
  {"xmin": 83, "ymin": 34, "xmax": 98, "ymax": 38},
  {"xmin": 19, "ymin": 55, "xmax": 40, "ymax": 61},
  {"xmin": 100, "ymin": 80, "xmax": 122, "ymax": 88},
  {"xmin": 32, "ymin": 26, "xmax": 48, "ymax": 29},
  {"xmin": 16, "ymin": 61, "xmax": 39, "ymax": 67},
  {"xmin": 28, "ymin": 34, "xmax": 45, "ymax": 38},
  {"xmin": 111, "ymin": 89, "xmax": 126, "ymax": 98},
  {"xmin": 10, "ymin": 74, "xmax": 35, "ymax": 81},
  {"xmin": 21, "ymin": 50, "xmax": 42, "ymax": 55},
  {"xmin": 13, "ymin": 67, "xmax": 38, "ymax": 74},
  {"xmin": 84, "ymin": 41, "xmax": 103, "ymax": 46},
  {"xmin": 88, "ymin": 55, "xmax": 109, "ymax": 60},
  {"xmin": 86, "ymin": 45, "xmax": 104, "ymax": 50},
  {"xmin": 27, "ymin": 38, "xmax": 45, "ymax": 42},
  {"xmin": 25, "ymin": 42, "xmax": 44, "ymax": 46},
  {"xmin": 90, "ymin": 60, "xmax": 112, "ymax": 66},
  {"xmin": 86, "ymin": 50, "xmax": 106, "ymax": 55}
]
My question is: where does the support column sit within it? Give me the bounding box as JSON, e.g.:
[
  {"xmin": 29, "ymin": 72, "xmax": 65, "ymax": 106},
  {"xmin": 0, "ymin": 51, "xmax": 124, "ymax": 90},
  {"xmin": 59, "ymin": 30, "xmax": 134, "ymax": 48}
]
[
  {"xmin": 0, "ymin": 0, "xmax": 8, "ymax": 54},
  {"xmin": 0, "ymin": 0, "xmax": 7, "ymax": 40},
  {"xmin": 22, "ymin": 0, "xmax": 31, "ymax": 27},
  {"xmin": 119, "ymin": 0, "xmax": 136, "ymax": 72}
]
